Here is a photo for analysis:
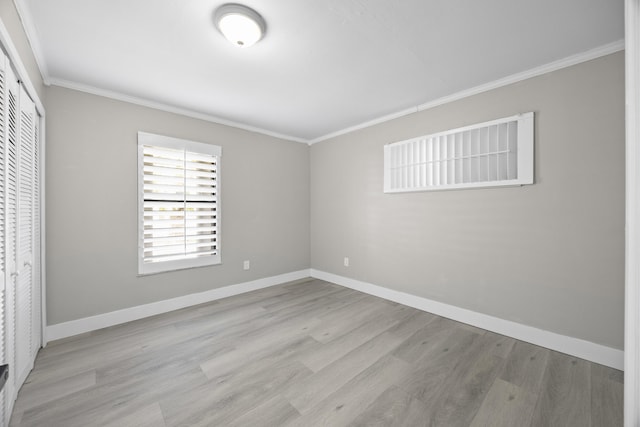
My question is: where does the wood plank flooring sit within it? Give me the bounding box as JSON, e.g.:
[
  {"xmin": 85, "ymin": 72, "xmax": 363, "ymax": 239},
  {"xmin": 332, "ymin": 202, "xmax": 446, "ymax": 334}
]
[{"xmin": 9, "ymin": 278, "xmax": 623, "ymax": 426}]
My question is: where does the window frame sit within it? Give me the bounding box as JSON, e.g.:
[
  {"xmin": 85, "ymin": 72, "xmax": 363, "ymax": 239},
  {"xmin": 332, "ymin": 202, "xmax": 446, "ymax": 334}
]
[{"xmin": 137, "ymin": 132, "xmax": 222, "ymax": 275}]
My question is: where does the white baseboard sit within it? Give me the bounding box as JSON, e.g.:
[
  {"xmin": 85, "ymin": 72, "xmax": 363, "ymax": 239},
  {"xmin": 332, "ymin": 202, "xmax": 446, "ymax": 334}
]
[
  {"xmin": 310, "ymin": 269, "xmax": 624, "ymax": 370},
  {"xmin": 45, "ymin": 267, "xmax": 624, "ymax": 370},
  {"xmin": 45, "ymin": 269, "xmax": 312, "ymax": 342}
]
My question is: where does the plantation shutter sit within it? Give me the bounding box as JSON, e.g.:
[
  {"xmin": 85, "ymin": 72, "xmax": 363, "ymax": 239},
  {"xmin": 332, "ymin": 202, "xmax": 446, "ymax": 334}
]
[
  {"xmin": 138, "ymin": 132, "xmax": 221, "ymax": 275},
  {"xmin": 384, "ymin": 113, "xmax": 534, "ymax": 193}
]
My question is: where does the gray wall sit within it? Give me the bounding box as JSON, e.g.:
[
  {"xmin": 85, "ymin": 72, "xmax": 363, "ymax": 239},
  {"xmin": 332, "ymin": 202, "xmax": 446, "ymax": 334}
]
[
  {"xmin": 46, "ymin": 86, "xmax": 310, "ymax": 324},
  {"xmin": 310, "ymin": 52, "xmax": 625, "ymax": 350}
]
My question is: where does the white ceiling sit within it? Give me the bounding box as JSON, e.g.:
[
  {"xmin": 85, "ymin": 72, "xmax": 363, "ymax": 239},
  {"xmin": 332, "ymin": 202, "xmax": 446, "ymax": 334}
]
[{"xmin": 21, "ymin": 0, "xmax": 623, "ymax": 142}]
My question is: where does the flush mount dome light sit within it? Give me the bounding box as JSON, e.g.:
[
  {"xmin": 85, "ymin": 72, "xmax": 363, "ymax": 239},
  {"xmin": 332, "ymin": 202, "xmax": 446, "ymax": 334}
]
[{"xmin": 214, "ymin": 4, "xmax": 266, "ymax": 48}]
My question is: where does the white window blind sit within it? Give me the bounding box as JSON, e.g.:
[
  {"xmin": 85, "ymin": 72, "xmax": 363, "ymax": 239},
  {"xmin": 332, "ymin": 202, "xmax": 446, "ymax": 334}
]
[
  {"xmin": 384, "ymin": 112, "xmax": 534, "ymax": 193},
  {"xmin": 137, "ymin": 132, "xmax": 221, "ymax": 275}
]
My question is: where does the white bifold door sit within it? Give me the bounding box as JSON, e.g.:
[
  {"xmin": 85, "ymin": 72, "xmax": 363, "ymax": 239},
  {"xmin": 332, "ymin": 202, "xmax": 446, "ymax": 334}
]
[{"xmin": 0, "ymin": 52, "xmax": 43, "ymax": 426}]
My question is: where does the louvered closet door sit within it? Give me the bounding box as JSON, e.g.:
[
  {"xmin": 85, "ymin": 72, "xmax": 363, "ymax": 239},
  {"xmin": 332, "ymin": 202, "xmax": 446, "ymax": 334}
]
[
  {"xmin": 3, "ymin": 62, "xmax": 19, "ymax": 426},
  {"xmin": 31, "ymin": 117, "xmax": 40, "ymax": 360},
  {"xmin": 14, "ymin": 85, "xmax": 37, "ymax": 391},
  {"xmin": 0, "ymin": 53, "xmax": 9, "ymax": 427},
  {"xmin": 0, "ymin": 52, "xmax": 42, "ymax": 427}
]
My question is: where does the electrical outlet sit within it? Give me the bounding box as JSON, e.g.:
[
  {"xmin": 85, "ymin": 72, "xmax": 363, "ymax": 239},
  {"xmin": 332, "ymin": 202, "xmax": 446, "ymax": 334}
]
[
  {"xmin": 344, "ymin": 257, "xmax": 349, "ymax": 267},
  {"xmin": 243, "ymin": 260, "xmax": 250, "ymax": 270}
]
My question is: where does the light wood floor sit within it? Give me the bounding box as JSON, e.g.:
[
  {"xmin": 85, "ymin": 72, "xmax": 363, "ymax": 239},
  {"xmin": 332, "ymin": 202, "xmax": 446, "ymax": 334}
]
[{"xmin": 9, "ymin": 278, "xmax": 623, "ymax": 427}]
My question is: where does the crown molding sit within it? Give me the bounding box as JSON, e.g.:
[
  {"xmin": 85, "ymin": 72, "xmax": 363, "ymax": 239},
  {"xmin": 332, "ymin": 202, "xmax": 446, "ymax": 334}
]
[
  {"xmin": 13, "ymin": 0, "xmax": 309, "ymax": 143},
  {"xmin": 48, "ymin": 78, "xmax": 309, "ymax": 144},
  {"xmin": 8, "ymin": 0, "xmax": 625, "ymax": 144},
  {"xmin": 307, "ymin": 106, "xmax": 419, "ymax": 145},
  {"xmin": 13, "ymin": 0, "xmax": 50, "ymax": 85},
  {"xmin": 308, "ymin": 39, "xmax": 625, "ymax": 145},
  {"xmin": 34, "ymin": 32, "xmax": 623, "ymax": 147}
]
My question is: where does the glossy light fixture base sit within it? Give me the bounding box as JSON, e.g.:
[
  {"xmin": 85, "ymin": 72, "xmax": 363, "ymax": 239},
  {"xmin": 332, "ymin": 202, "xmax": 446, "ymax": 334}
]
[{"xmin": 214, "ymin": 4, "xmax": 266, "ymax": 48}]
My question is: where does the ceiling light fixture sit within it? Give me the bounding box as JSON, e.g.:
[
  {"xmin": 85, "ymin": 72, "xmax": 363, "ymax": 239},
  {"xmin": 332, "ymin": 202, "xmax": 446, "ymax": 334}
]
[{"xmin": 214, "ymin": 4, "xmax": 266, "ymax": 48}]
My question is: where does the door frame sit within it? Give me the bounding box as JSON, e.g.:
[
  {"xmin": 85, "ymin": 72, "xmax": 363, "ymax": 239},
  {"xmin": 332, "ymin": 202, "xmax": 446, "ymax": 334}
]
[{"xmin": 626, "ymin": 0, "xmax": 640, "ymax": 426}]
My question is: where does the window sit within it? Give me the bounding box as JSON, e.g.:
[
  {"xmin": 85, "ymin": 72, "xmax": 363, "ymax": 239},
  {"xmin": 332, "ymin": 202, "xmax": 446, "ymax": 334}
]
[
  {"xmin": 384, "ymin": 112, "xmax": 534, "ymax": 193},
  {"xmin": 137, "ymin": 132, "xmax": 221, "ymax": 275}
]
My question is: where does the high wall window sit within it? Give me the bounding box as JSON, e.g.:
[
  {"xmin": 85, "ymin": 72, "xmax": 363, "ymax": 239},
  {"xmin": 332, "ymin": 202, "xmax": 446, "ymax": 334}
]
[
  {"xmin": 384, "ymin": 113, "xmax": 534, "ymax": 193},
  {"xmin": 137, "ymin": 132, "xmax": 221, "ymax": 275}
]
